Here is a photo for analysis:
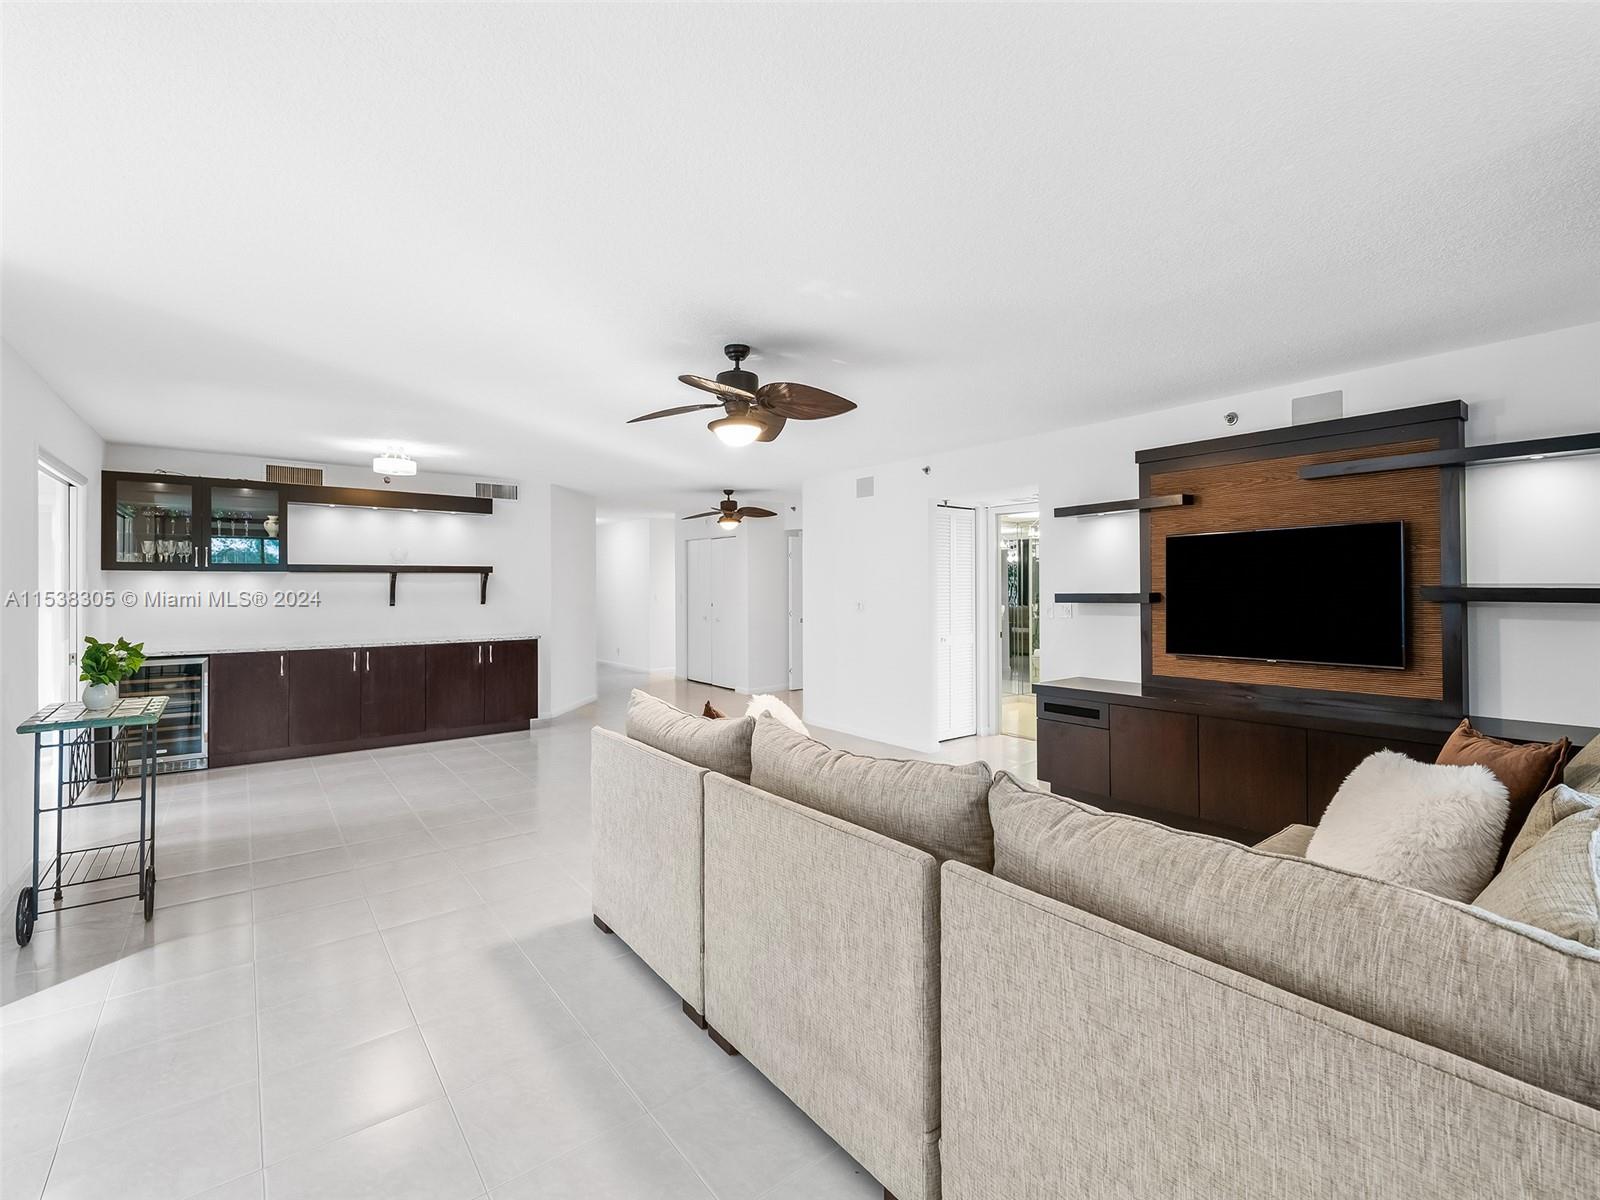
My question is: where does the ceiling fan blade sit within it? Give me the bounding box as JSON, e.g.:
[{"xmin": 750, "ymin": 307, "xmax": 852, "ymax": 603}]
[
  {"xmin": 757, "ymin": 381, "xmax": 857, "ymax": 420},
  {"xmin": 736, "ymin": 507, "xmax": 778, "ymax": 518},
  {"xmin": 679, "ymin": 374, "xmax": 756, "ymax": 402},
  {"xmin": 755, "ymin": 413, "xmax": 787, "ymax": 442},
  {"xmin": 628, "ymin": 403, "xmax": 722, "ymax": 423},
  {"xmin": 681, "ymin": 510, "xmax": 722, "ymax": 520}
]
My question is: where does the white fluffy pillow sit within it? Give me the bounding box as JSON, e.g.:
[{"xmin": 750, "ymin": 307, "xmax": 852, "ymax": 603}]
[
  {"xmin": 746, "ymin": 694, "xmax": 809, "ymax": 737},
  {"xmin": 1305, "ymin": 751, "xmax": 1509, "ymax": 901}
]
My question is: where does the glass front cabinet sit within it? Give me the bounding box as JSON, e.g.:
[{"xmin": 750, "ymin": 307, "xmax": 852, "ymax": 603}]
[{"xmin": 104, "ymin": 472, "xmax": 287, "ymax": 571}]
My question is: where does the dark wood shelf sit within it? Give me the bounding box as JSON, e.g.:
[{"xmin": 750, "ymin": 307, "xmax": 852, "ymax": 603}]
[
  {"xmin": 284, "ymin": 564, "xmax": 493, "ymax": 606},
  {"xmin": 1299, "ymin": 431, "xmax": 1600, "ymax": 479},
  {"xmin": 1421, "ymin": 585, "xmax": 1600, "ymax": 605},
  {"xmin": 281, "ymin": 483, "xmax": 491, "ymax": 515},
  {"xmin": 1053, "ymin": 592, "xmax": 1162, "ymax": 605},
  {"xmin": 1053, "ymin": 494, "xmax": 1192, "ymax": 518}
]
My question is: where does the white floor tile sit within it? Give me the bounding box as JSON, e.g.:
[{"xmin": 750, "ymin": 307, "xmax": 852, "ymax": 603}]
[
  {"xmin": 253, "ymin": 896, "xmax": 375, "ymax": 959},
  {"xmin": 263, "ymin": 1098, "xmax": 481, "ymax": 1200},
  {"xmin": 92, "ymin": 961, "xmax": 255, "ymax": 1059},
  {"xmin": 257, "ymin": 970, "xmax": 415, "ymax": 1076},
  {"xmin": 488, "ymin": 1115, "xmax": 713, "ymax": 1199},
  {"xmin": 253, "ymin": 931, "xmax": 395, "ymax": 1010}
]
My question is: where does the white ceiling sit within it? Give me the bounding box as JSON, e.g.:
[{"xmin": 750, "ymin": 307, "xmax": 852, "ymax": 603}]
[{"xmin": 5, "ymin": 3, "xmax": 1599, "ymax": 516}]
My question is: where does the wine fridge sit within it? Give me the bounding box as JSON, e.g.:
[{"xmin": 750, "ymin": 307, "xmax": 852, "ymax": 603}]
[{"xmin": 119, "ymin": 657, "xmax": 208, "ymax": 772}]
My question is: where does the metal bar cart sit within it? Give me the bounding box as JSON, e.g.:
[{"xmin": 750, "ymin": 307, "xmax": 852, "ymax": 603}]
[{"xmin": 14, "ymin": 695, "xmax": 168, "ymax": 946}]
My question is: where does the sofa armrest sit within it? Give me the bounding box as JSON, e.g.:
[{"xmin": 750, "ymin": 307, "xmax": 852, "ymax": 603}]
[{"xmin": 1254, "ymin": 823, "xmax": 1316, "ymax": 857}]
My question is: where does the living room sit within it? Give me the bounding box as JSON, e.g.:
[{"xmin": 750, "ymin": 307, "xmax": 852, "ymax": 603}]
[{"xmin": 3, "ymin": 5, "xmax": 1598, "ymax": 1200}]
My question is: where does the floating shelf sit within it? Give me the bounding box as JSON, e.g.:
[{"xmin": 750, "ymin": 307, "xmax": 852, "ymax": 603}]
[
  {"xmin": 1299, "ymin": 431, "xmax": 1600, "ymax": 479},
  {"xmin": 1052, "ymin": 494, "xmax": 1192, "ymax": 518},
  {"xmin": 284, "ymin": 564, "xmax": 493, "ymax": 606},
  {"xmin": 1421, "ymin": 585, "xmax": 1600, "ymax": 605},
  {"xmin": 281, "ymin": 484, "xmax": 492, "ymax": 515},
  {"xmin": 1054, "ymin": 592, "xmax": 1162, "ymax": 605}
]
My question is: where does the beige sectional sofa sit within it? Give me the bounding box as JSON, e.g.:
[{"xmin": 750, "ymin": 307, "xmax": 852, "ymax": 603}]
[{"xmin": 591, "ymin": 692, "xmax": 1600, "ymax": 1198}]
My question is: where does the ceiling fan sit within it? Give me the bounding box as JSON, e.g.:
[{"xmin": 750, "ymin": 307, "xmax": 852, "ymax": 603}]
[
  {"xmin": 684, "ymin": 490, "xmax": 778, "ymax": 530},
  {"xmin": 628, "ymin": 344, "xmax": 857, "ymax": 445}
]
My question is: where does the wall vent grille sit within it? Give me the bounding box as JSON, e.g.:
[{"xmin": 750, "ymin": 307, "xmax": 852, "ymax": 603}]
[
  {"xmin": 265, "ymin": 464, "xmax": 323, "ymax": 485},
  {"xmin": 476, "ymin": 482, "xmax": 518, "ymax": 500},
  {"xmin": 1291, "ymin": 390, "xmax": 1344, "ymax": 425}
]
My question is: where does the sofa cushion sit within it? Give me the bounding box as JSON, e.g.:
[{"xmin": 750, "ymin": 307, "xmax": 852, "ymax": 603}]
[
  {"xmin": 1436, "ymin": 719, "xmax": 1569, "ymax": 862},
  {"xmin": 625, "ymin": 689, "xmax": 754, "ymax": 780},
  {"xmin": 1304, "ymin": 751, "xmax": 1507, "ymax": 901},
  {"xmin": 749, "ymin": 717, "xmax": 994, "ymax": 869},
  {"xmin": 1505, "ymin": 784, "xmax": 1600, "ymax": 866},
  {"xmin": 1565, "ymin": 736, "xmax": 1600, "ymax": 795},
  {"xmin": 1475, "ymin": 808, "xmax": 1600, "ymax": 948},
  {"xmin": 987, "ymin": 771, "xmax": 1600, "ymax": 1108}
]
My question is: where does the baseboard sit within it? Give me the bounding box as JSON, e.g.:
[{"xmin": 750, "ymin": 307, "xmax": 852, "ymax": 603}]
[
  {"xmin": 596, "ymin": 658, "xmax": 653, "ymax": 672},
  {"xmin": 536, "ymin": 693, "xmax": 599, "ymax": 721}
]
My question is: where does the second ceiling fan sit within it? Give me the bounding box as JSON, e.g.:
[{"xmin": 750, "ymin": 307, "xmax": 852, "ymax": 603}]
[
  {"xmin": 629, "ymin": 343, "xmax": 857, "ymax": 445},
  {"xmin": 685, "ymin": 490, "xmax": 777, "ymax": 530}
]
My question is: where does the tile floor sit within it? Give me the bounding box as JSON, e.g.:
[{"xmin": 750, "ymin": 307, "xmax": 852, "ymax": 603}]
[{"xmin": 0, "ymin": 668, "xmax": 1035, "ymax": 1200}]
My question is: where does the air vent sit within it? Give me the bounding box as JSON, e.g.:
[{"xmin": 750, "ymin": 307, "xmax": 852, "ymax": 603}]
[
  {"xmin": 1292, "ymin": 390, "xmax": 1343, "ymax": 425},
  {"xmin": 476, "ymin": 482, "xmax": 518, "ymax": 501},
  {"xmin": 856, "ymin": 476, "xmax": 875, "ymax": 499},
  {"xmin": 266, "ymin": 464, "xmax": 323, "ymax": 485}
]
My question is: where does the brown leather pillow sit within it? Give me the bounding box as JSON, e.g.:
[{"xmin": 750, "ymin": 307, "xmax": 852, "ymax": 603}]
[
  {"xmin": 1436, "ymin": 719, "xmax": 1570, "ymax": 863},
  {"xmin": 702, "ymin": 700, "xmax": 727, "ymax": 719}
]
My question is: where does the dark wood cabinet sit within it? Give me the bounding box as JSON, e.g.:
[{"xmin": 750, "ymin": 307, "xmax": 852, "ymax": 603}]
[
  {"xmin": 1198, "ymin": 717, "xmax": 1308, "ymax": 834},
  {"xmin": 1306, "ymin": 730, "xmax": 1447, "ymax": 823},
  {"xmin": 288, "ymin": 649, "xmax": 363, "ymax": 747},
  {"xmin": 209, "ymin": 651, "xmax": 290, "ymax": 759},
  {"xmin": 1109, "ymin": 705, "xmax": 1199, "ymax": 817},
  {"xmin": 484, "ymin": 640, "xmax": 538, "ymax": 725},
  {"xmin": 1037, "ymin": 720, "xmax": 1110, "ymax": 802},
  {"xmin": 362, "ymin": 645, "xmax": 428, "ymax": 738},
  {"xmin": 208, "ymin": 638, "xmax": 536, "ymax": 767},
  {"xmin": 426, "ymin": 642, "xmax": 485, "ymax": 730}
]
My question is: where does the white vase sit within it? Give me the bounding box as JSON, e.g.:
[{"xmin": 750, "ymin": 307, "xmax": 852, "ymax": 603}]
[
  {"xmin": 263, "ymin": 515, "xmax": 280, "ymax": 539},
  {"xmin": 82, "ymin": 682, "xmax": 119, "ymax": 711}
]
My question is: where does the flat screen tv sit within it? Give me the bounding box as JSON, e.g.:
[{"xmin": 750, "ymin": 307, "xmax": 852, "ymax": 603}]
[{"xmin": 1164, "ymin": 521, "xmax": 1407, "ymax": 669}]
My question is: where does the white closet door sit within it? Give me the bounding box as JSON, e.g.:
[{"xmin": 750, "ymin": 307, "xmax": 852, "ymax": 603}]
[
  {"xmin": 787, "ymin": 532, "xmax": 804, "ymax": 690},
  {"xmin": 935, "ymin": 505, "xmax": 977, "ymax": 741},
  {"xmin": 710, "ymin": 536, "xmax": 739, "ymax": 689},
  {"xmin": 687, "ymin": 539, "xmax": 714, "ymax": 684}
]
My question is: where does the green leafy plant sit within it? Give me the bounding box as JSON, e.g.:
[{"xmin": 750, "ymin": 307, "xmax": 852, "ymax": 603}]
[{"xmin": 79, "ymin": 636, "xmax": 146, "ymax": 685}]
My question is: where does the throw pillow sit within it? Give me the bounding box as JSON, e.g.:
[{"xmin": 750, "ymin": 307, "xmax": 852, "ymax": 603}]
[
  {"xmin": 1474, "ymin": 808, "xmax": 1600, "ymax": 948},
  {"xmin": 702, "ymin": 700, "xmax": 727, "ymax": 719},
  {"xmin": 1305, "ymin": 750, "xmax": 1508, "ymax": 901},
  {"xmin": 745, "ymin": 693, "xmax": 809, "ymax": 737},
  {"xmin": 748, "ymin": 717, "xmax": 993, "ymax": 869},
  {"xmin": 1566, "ymin": 737, "xmax": 1600, "ymax": 796},
  {"xmin": 625, "ymin": 689, "xmax": 754, "ymax": 780},
  {"xmin": 1436, "ymin": 719, "xmax": 1569, "ymax": 862},
  {"xmin": 1504, "ymin": 784, "xmax": 1600, "ymax": 866}
]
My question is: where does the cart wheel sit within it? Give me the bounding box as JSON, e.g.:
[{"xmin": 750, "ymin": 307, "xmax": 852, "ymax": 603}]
[
  {"xmin": 143, "ymin": 869, "xmax": 156, "ymax": 922},
  {"xmin": 15, "ymin": 887, "xmax": 34, "ymax": 947}
]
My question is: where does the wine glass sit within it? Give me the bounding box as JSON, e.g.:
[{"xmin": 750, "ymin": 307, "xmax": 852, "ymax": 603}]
[
  {"xmin": 157, "ymin": 539, "xmax": 174, "ymax": 564},
  {"xmin": 141, "ymin": 540, "xmax": 156, "ymax": 563}
]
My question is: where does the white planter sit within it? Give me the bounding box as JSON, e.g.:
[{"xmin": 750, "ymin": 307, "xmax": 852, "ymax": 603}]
[{"xmin": 82, "ymin": 682, "xmax": 120, "ymax": 711}]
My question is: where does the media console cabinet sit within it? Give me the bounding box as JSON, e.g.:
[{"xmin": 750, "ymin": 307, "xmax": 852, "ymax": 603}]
[
  {"xmin": 207, "ymin": 637, "xmax": 537, "ymax": 767},
  {"xmin": 1034, "ymin": 678, "xmax": 1595, "ymax": 842}
]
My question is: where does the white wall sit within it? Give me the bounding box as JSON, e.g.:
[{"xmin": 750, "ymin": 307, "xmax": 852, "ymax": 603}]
[
  {"xmin": 2, "ymin": 343, "xmax": 106, "ymax": 887},
  {"xmin": 545, "ymin": 485, "xmax": 597, "ymax": 717},
  {"xmin": 803, "ymin": 321, "xmax": 1600, "ymax": 751},
  {"xmin": 597, "ymin": 516, "xmax": 677, "ymax": 672}
]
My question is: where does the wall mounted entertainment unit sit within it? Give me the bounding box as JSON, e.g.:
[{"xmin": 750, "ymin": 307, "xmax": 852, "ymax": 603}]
[{"xmin": 1036, "ymin": 402, "xmax": 1599, "ymax": 841}]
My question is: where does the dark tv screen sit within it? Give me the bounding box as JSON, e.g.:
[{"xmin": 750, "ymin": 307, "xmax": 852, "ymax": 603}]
[{"xmin": 1164, "ymin": 522, "xmax": 1406, "ymax": 669}]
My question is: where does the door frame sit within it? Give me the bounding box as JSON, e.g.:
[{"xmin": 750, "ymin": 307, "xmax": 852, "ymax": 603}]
[
  {"xmin": 37, "ymin": 454, "xmax": 85, "ymax": 703},
  {"xmin": 977, "ymin": 503, "xmax": 1041, "ymax": 738},
  {"xmin": 786, "ymin": 530, "xmax": 803, "ymax": 691}
]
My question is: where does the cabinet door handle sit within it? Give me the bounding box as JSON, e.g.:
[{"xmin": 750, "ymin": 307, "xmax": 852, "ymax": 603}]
[
  {"xmin": 365, "ymin": 651, "xmax": 370, "ymax": 672},
  {"xmin": 352, "ymin": 650, "xmax": 358, "ymax": 672},
  {"xmin": 489, "ymin": 645, "xmax": 494, "ymax": 665},
  {"xmin": 279, "ymin": 654, "xmax": 285, "ymax": 678},
  {"xmin": 477, "ymin": 644, "xmax": 483, "ymax": 666}
]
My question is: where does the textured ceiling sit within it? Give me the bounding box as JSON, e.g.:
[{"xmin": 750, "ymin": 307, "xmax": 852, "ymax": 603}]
[{"xmin": 4, "ymin": 3, "xmax": 1598, "ymax": 514}]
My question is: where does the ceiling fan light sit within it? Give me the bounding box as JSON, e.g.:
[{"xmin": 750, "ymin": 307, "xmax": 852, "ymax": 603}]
[
  {"xmin": 709, "ymin": 415, "xmax": 763, "ymax": 447},
  {"xmin": 372, "ymin": 452, "xmax": 417, "ymax": 476},
  {"xmin": 717, "ymin": 514, "xmax": 741, "ymax": 530}
]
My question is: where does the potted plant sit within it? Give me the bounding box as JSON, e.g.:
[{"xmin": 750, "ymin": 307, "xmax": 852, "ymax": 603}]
[{"xmin": 79, "ymin": 636, "xmax": 146, "ymax": 711}]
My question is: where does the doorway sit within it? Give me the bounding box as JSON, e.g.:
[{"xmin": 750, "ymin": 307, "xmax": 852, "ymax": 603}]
[
  {"xmin": 998, "ymin": 511, "xmax": 1040, "ymax": 740},
  {"xmin": 37, "ymin": 460, "xmax": 81, "ymax": 705},
  {"xmin": 934, "ymin": 504, "xmax": 977, "ymax": 742},
  {"xmin": 686, "ymin": 536, "xmax": 738, "ymax": 689}
]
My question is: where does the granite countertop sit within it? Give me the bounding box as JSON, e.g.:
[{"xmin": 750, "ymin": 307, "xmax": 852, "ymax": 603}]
[{"xmin": 145, "ymin": 634, "xmax": 539, "ymax": 657}]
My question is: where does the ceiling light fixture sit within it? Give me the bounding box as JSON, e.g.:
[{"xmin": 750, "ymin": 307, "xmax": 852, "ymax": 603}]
[
  {"xmin": 373, "ymin": 451, "xmax": 417, "ymax": 476},
  {"xmin": 717, "ymin": 513, "xmax": 742, "ymax": 530},
  {"xmin": 708, "ymin": 414, "xmax": 763, "ymax": 447}
]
